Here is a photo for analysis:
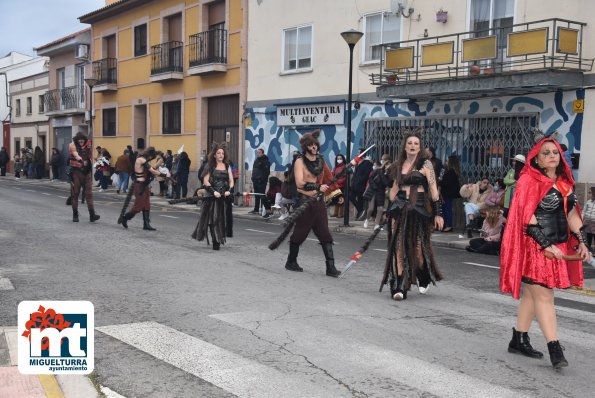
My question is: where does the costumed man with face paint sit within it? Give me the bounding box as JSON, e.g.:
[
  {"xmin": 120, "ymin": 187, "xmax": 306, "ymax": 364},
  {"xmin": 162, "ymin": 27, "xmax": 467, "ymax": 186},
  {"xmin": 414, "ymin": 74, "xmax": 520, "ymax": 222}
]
[
  {"xmin": 68, "ymin": 132, "xmax": 100, "ymax": 223},
  {"xmin": 284, "ymin": 130, "xmax": 341, "ymax": 277},
  {"xmin": 120, "ymin": 146, "xmax": 169, "ymax": 230}
]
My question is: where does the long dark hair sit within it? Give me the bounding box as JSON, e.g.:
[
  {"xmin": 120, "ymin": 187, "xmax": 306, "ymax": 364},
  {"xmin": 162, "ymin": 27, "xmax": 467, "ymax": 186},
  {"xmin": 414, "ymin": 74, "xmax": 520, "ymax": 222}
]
[
  {"xmin": 203, "ymin": 143, "xmax": 229, "ymax": 177},
  {"xmin": 389, "ymin": 131, "xmax": 426, "ymax": 187},
  {"xmin": 447, "ymin": 155, "xmax": 460, "ymax": 176},
  {"xmin": 334, "ymin": 154, "xmax": 345, "ymax": 168}
]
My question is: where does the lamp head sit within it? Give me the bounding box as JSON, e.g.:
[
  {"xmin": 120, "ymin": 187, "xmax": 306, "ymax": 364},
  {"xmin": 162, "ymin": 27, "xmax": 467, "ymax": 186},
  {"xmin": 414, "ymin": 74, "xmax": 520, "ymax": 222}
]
[
  {"xmin": 84, "ymin": 77, "xmax": 98, "ymax": 88},
  {"xmin": 341, "ymin": 29, "xmax": 364, "ymax": 46}
]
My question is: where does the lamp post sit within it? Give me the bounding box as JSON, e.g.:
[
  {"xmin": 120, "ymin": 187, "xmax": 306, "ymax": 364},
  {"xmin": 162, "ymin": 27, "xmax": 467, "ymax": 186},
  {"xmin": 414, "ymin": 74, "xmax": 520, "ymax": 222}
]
[
  {"xmin": 341, "ymin": 29, "xmax": 363, "ymax": 227},
  {"xmin": 84, "ymin": 77, "xmax": 98, "ymax": 140}
]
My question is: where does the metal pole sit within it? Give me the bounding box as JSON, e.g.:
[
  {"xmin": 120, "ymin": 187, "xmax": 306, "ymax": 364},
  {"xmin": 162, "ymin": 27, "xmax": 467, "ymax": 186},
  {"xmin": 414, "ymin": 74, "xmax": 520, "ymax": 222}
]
[
  {"xmin": 88, "ymin": 85, "xmax": 93, "ymax": 140},
  {"xmin": 343, "ymin": 43, "xmax": 355, "ymax": 227}
]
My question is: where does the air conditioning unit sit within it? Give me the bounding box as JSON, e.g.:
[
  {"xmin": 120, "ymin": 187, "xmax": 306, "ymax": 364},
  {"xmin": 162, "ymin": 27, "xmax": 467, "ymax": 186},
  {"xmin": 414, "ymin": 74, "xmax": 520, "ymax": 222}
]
[{"xmin": 75, "ymin": 44, "xmax": 89, "ymax": 61}]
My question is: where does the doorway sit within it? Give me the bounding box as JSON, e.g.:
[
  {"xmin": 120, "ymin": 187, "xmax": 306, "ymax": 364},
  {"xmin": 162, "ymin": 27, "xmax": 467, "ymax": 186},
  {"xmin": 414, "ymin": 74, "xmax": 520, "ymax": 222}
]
[
  {"xmin": 134, "ymin": 105, "xmax": 147, "ymax": 150},
  {"xmin": 207, "ymin": 95, "xmax": 239, "ymax": 164}
]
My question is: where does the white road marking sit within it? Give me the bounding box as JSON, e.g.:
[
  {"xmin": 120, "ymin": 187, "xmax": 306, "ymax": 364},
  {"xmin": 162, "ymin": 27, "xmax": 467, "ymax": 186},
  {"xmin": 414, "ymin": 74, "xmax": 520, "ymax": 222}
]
[
  {"xmin": 373, "ymin": 248, "xmax": 387, "ymax": 252},
  {"xmin": 58, "ymin": 196, "xmax": 68, "ymax": 199},
  {"xmin": 97, "ymin": 322, "xmax": 339, "ymax": 397},
  {"xmin": 0, "ymin": 278, "xmax": 15, "ymax": 290},
  {"xmin": 245, "ymin": 228, "xmax": 275, "ymax": 234},
  {"xmin": 158, "ymin": 215, "xmax": 179, "ymax": 219},
  {"xmin": 41, "ymin": 192, "xmax": 51, "ymax": 196},
  {"xmin": 100, "ymin": 386, "xmax": 127, "ymax": 398},
  {"xmin": 463, "ymin": 262, "xmax": 499, "ymax": 270},
  {"xmin": 25, "ymin": 189, "xmax": 35, "ymax": 192}
]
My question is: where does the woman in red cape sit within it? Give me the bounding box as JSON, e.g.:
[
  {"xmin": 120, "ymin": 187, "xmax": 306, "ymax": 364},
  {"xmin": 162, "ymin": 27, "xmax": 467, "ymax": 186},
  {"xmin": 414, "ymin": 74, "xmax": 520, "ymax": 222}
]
[{"xmin": 500, "ymin": 138, "xmax": 590, "ymax": 369}]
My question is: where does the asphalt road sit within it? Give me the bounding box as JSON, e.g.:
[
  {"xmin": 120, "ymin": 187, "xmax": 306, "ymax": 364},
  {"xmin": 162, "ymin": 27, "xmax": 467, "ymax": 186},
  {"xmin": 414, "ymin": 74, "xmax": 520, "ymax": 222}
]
[{"xmin": 1, "ymin": 178, "xmax": 594, "ymax": 397}]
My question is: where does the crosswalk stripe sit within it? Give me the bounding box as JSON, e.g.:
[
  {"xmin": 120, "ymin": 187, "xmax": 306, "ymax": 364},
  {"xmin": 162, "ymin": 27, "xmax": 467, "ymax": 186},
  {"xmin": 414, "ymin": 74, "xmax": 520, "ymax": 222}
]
[
  {"xmin": 0, "ymin": 277, "xmax": 15, "ymax": 290},
  {"xmin": 97, "ymin": 322, "xmax": 341, "ymax": 398},
  {"xmin": 211, "ymin": 311, "xmax": 529, "ymax": 398},
  {"xmin": 462, "ymin": 261, "xmax": 499, "ymax": 270},
  {"xmin": 158, "ymin": 215, "xmax": 178, "ymax": 219}
]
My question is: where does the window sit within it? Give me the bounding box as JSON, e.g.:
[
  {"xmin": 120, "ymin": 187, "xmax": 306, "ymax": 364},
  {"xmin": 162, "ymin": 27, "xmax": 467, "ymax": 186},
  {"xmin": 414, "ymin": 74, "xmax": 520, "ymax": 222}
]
[
  {"xmin": 363, "ymin": 12, "xmax": 401, "ymax": 63},
  {"xmin": 470, "ymin": 0, "xmax": 514, "ymax": 67},
  {"xmin": 283, "ymin": 25, "xmax": 312, "ymax": 71},
  {"xmin": 15, "ymin": 99, "xmax": 21, "ymax": 117},
  {"xmin": 163, "ymin": 101, "xmax": 181, "ymax": 134},
  {"xmin": 26, "ymin": 97, "xmax": 32, "ymax": 115},
  {"xmin": 39, "ymin": 95, "xmax": 45, "ymax": 113},
  {"xmin": 134, "ymin": 23, "xmax": 147, "ymax": 56},
  {"xmin": 102, "ymin": 108, "xmax": 116, "ymax": 137}
]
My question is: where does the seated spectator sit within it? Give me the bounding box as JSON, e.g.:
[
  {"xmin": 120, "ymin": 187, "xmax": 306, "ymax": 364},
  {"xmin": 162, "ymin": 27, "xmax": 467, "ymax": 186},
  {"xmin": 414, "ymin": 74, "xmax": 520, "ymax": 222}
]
[
  {"xmin": 460, "ymin": 177, "xmax": 493, "ymax": 238},
  {"xmin": 276, "ymin": 171, "xmax": 297, "ymax": 220},
  {"xmin": 485, "ymin": 178, "xmax": 505, "ymax": 208},
  {"xmin": 261, "ymin": 176, "xmax": 283, "ymax": 219},
  {"xmin": 466, "ymin": 206, "xmax": 504, "ymax": 255}
]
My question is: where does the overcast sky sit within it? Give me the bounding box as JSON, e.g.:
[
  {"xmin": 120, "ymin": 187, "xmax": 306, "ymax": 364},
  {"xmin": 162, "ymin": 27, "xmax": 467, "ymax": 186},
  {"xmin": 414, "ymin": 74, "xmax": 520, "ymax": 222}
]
[{"xmin": 0, "ymin": 0, "xmax": 106, "ymax": 57}]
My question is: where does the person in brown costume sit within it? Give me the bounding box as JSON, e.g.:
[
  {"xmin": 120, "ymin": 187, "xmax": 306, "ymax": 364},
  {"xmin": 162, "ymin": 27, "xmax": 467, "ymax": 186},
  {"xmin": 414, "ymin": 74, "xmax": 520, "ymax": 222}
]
[{"xmin": 68, "ymin": 132, "xmax": 100, "ymax": 223}]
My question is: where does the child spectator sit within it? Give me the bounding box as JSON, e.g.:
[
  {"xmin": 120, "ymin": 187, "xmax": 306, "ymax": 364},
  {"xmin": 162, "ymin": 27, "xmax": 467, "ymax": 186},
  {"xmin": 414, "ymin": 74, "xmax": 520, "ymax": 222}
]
[{"xmin": 466, "ymin": 206, "xmax": 504, "ymax": 255}]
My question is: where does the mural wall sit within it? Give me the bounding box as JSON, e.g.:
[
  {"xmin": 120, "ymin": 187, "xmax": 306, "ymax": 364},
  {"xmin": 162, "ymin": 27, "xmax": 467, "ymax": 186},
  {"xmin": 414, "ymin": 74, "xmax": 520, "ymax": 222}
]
[{"xmin": 244, "ymin": 89, "xmax": 584, "ymax": 172}]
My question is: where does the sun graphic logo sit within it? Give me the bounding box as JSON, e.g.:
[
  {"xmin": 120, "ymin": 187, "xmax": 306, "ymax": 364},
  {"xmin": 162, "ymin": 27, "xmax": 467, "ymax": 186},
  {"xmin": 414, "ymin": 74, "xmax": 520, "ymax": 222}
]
[{"xmin": 18, "ymin": 301, "xmax": 94, "ymax": 374}]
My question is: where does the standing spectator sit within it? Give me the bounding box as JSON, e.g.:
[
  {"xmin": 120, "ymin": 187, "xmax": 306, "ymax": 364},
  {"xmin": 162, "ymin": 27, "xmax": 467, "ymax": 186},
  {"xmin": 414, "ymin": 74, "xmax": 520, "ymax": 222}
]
[
  {"xmin": 466, "ymin": 206, "xmax": 504, "ymax": 255},
  {"xmin": 175, "ymin": 151, "xmax": 191, "ymax": 198},
  {"xmin": 500, "ymin": 138, "xmax": 590, "ymax": 369},
  {"xmin": 583, "ymin": 187, "xmax": 595, "ymax": 251},
  {"xmin": 261, "ymin": 176, "xmax": 283, "ymax": 219},
  {"xmin": 503, "ymin": 154, "xmax": 525, "ymax": 218},
  {"xmin": 250, "ymin": 148, "xmax": 270, "ymax": 214},
  {"xmin": 351, "ymin": 148, "xmax": 373, "ymax": 220},
  {"xmin": 21, "ymin": 147, "xmax": 32, "ymax": 178},
  {"xmin": 33, "ymin": 146, "xmax": 44, "ymax": 179},
  {"xmin": 197, "ymin": 154, "xmax": 208, "ymax": 187},
  {"xmin": 49, "ymin": 148, "xmax": 62, "ymax": 181},
  {"xmin": 95, "ymin": 149, "xmax": 111, "ymax": 191},
  {"xmin": 330, "ymin": 154, "xmax": 347, "ymax": 218},
  {"xmin": 460, "ymin": 177, "xmax": 493, "ymax": 238},
  {"xmin": 115, "ymin": 149, "xmax": 132, "ymax": 194},
  {"xmin": 362, "ymin": 154, "xmax": 392, "ymax": 229},
  {"xmin": 0, "ymin": 147, "xmax": 8, "ymax": 176},
  {"xmin": 13, "ymin": 154, "xmax": 22, "ymax": 179},
  {"xmin": 164, "ymin": 149, "xmax": 173, "ymax": 171},
  {"xmin": 170, "ymin": 153, "xmax": 180, "ymax": 199},
  {"xmin": 94, "ymin": 146, "xmax": 103, "ymax": 186},
  {"xmin": 439, "ymin": 155, "xmax": 461, "ymax": 232},
  {"xmin": 153, "ymin": 151, "xmax": 166, "ymax": 196},
  {"xmin": 426, "ymin": 147, "xmax": 444, "ymax": 181}
]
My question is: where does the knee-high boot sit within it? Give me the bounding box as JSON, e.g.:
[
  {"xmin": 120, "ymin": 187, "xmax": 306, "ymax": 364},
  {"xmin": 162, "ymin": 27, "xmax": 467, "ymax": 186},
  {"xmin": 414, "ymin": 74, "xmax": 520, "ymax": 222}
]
[
  {"xmin": 285, "ymin": 241, "xmax": 303, "ymax": 272},
  {"xmin": 121, "ymin": 211, "xmax": 135, "ymax": 229},
  {"xmin": 142, "ymin": 211, "xmax": 156, "ymax": 231},
  {"xmin": 321, "ymin": 242, "xmax": 341, "ymax": 277}
]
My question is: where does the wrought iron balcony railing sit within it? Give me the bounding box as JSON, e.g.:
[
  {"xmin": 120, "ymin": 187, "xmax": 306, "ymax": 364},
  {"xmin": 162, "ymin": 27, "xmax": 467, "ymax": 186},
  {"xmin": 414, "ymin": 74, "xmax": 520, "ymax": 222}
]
[
  {"xmin": 92, "ymin": 58, "xmax": 117, "ymax": 85},
  {"xmin": 151, "ymin": 41, "xmax": 184, "ymax": 75},
  {"xmin": 189, "ymin": 29, "xmax": 227, "ymax": 67},
  {"xmin": 371, "ymin": 18, "xmax": 593, "ymax": 85},
  {"xmin": 44, "ymin": 86, "xmax": 85, "ymax": 113}
]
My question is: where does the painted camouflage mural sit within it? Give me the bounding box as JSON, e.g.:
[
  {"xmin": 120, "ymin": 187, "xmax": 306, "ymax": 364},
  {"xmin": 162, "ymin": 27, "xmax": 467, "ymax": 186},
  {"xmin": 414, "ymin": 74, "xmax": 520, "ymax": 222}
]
[{"xmin": 244, "ymin": 89, "xmax": 584, "ymax": 172}]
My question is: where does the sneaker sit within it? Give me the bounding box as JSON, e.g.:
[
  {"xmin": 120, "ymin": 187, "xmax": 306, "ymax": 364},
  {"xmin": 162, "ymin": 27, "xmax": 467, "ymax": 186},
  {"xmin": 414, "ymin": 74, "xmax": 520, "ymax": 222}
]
[
  {"xmin": 98, "ymin": 188, "xmax": 103, "ymax": 192},
  {"xmin": 279, "ymin": 213, "xmax": 289, "ymax": 221},
  {"xmin": 272, "ymin": 204, "xmax": 282, "ymax": 210},
  {"xmin": 363, "ymin": 219, "xmax": 369, "ymax": 228},
  {"xmin": 248, "ymin": 209, "xmax": 259, "ymax": 214},
  {"xmin": 116, "ymin": 190, "xmax": 120, "ymax": 194},
  {"xmin": 418, "ymin": 284, "xmax": 430, "ymax": 295},
  {"xmin": 262, "ymin": 213, "xmax": 272, "ymax": 220}
]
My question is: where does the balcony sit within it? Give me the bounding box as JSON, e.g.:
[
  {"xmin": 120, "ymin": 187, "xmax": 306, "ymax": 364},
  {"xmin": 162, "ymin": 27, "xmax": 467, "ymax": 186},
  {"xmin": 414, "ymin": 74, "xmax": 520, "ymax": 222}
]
[
  {"xmin": 373, "ymin": 18, "xmax": 594, "ymax": 101},
  {"xmin": 92, "ymin": 58, "xmax": 117, "ymax": 92},
  {"xmin": 150, "ymin": 41, "xmax": 184, "ymax": 82},
  {"xmin": 44, "ymin": 86, "xmax": 86, "ymax": 116},
  {"xmin": 188, "ymin": 29, "xmax": 228, "ymax": 75}
]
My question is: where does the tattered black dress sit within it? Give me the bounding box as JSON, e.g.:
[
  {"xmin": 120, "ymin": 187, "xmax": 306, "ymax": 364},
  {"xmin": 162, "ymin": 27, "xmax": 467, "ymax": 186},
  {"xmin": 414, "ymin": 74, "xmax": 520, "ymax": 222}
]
[{"xmin": 192, "ymin": 168, "xmax": 231, "ymax": 247}]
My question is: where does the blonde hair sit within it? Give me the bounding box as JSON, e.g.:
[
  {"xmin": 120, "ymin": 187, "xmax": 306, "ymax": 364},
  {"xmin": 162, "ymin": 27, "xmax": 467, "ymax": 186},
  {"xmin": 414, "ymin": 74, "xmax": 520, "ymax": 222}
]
[{"xmin": 485, "ymin": 206, "xmax": 501, "ymax": 227}]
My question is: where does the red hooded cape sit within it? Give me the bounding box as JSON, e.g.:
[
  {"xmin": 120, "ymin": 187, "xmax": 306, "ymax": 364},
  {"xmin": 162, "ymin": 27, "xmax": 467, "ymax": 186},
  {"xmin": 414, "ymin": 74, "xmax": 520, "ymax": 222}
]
[{"xmin": 500, "ymin": 138, "xmax": 583, "ymax": 299}]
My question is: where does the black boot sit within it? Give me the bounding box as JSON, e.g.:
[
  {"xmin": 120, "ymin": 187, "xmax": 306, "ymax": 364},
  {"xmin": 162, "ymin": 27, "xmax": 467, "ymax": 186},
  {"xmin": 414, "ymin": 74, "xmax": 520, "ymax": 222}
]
[
  {"xmin": 89, "ymin": 209, "xmax": 100, "ymax": 222},
  {"xmin": 72, "ymin": 209, "xmax": 79, "ymax": 222},
  {"xmin": 392, "ymin": 274, "xmax": 407, "ymax": 300},
  {"xmin": 66, "ymin": 196, "xmax": 72, "ymax": 206},
  {"xmin": 142, "ymin": 211, "xmax": 156, "ymax": 231},
  {"xmin": 466, "ymin": 223, "xmax": 473, "ymax": 238},
  {"xmin": 547, "ymin": 340, "xmax": 568, "ymax": 369},
  {"xmin": 121, "ymin": 211, "xmax": 135, "ymax": 229},
  {"xmin": 285, "ymin": 241, "xmax": 303, "ymax": 272},
  {"xmin": 209, "ymin": 225, "xmax": 220, "ymax": 250},
  {"xmin": 321, "ymin": 242, "xmax": 341, "ymax": 277},
  {"xmin": 508, "ymin": 328, "xmax": 544, "ymax": 359}
]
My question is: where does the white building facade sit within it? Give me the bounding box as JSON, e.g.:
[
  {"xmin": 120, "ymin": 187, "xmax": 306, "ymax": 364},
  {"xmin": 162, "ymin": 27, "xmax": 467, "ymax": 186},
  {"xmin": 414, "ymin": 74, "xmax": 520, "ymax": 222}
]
[{"xmin": 245, "ymin": 0, "xmax": 595, "ymax": 197}]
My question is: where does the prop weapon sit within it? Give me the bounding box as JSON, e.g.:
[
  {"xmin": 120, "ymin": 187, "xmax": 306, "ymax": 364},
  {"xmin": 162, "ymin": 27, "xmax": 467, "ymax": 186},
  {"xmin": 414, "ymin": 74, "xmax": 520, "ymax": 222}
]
[
  {"xmin": 340, "ymin": 222, "xmax": 386, "ymax": 278},
  {"xmin": 268, "ymin": 144, "xmax": 375, "ymax": 250},
  {"xmin": 544, "ymin": 251, "xmax": 583, "ymax": 261}
]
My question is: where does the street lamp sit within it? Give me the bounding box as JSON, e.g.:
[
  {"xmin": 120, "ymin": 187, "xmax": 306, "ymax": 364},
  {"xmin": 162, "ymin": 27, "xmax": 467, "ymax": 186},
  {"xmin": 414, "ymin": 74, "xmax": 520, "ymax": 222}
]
[
  {"xmin": 84, "ymin": 77, "xmax": 98, "ymax": 140},
  {"xmin": 340, "ymin": 29, "xmax": 363, "ymax": 227}
]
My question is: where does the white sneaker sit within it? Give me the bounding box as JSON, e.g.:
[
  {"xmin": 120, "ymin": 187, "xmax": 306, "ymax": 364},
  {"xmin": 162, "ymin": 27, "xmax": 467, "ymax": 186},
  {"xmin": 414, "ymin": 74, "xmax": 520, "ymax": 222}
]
[
  {"xmin": 392, "ymin": 292, "xmax": 404, "ymax": 301},
  {"xmin": 98, "ymin": 188, "xmax": 103, "ymax": 192},
  {"xmin": 418, "ymin": 285, "xmax": 430, "ymax": 295},
  {"xmin": 363, "ymin": 219, "xmax": 369, "ymax": 228},
  {"xmin": 272, "ymin": 204, "xmax": 282, "ymax": 209},
  {"xmin": 279, "ymin": 213, "xmax": 288, "ymax": 220}
]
